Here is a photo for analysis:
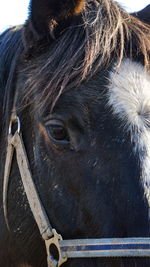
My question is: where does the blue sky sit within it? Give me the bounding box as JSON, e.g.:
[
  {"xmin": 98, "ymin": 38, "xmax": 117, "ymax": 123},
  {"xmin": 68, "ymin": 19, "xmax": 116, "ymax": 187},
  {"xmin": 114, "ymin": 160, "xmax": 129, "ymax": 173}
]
[{"xmin": 0, "ymin": 0, "xmax": 149, "ymax": 33}]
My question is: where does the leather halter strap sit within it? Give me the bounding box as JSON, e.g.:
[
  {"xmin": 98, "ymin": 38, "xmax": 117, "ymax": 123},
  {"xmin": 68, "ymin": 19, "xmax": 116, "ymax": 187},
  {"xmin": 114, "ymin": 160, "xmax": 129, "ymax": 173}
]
[
  {"xmin": 3, "ymin": 115, "xmax": 67, "ymax": 266},
  {"xmin": 3, "ymin": 115, "xmax": 150, "ymax": 267},
  {"xmin": 3, "ymin": 115, "xmax": 53, "ymax": 240}
]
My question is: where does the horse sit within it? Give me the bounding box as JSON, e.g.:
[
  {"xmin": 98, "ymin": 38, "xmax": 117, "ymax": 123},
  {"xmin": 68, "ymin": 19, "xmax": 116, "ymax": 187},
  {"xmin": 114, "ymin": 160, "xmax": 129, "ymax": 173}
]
[{"xmin": 0, "ymin": 0, "xmax": 150, "ymax": 266}]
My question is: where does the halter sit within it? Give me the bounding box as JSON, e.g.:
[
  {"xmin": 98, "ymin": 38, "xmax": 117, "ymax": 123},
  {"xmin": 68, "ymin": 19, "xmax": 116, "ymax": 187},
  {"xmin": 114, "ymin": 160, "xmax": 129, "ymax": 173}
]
[{"xmin": 3, "ymin": 114, "xmax": 150, "ymax": 267}]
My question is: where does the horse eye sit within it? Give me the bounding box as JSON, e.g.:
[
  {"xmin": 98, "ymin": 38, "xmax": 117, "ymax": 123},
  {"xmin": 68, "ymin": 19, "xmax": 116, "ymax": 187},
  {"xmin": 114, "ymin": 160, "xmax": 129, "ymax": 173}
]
[
  {"xmin": 45, "ymin": 120, "xmax": 69, "ymax": 143},
  {"xmin": 48, "ymin": 125, "xmax": 68, "ymax": 141}
]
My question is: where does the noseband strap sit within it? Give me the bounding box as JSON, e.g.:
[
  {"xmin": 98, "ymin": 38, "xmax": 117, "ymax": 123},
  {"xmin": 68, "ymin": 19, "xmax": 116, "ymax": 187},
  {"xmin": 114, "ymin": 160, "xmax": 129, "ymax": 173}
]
[{"xmin": 3, "ymin": 115, "xmax": 150, "ymax": 267}]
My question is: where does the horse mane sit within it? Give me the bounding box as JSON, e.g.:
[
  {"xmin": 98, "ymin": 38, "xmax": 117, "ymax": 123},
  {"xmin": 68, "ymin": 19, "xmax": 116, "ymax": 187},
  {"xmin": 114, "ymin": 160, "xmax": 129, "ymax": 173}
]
[
  {"xmin": 0, "ymin": 26, "xmax": 23, "ymax": 132},
  {"xmin": 21, "ymin": 0, "xmax": 150, "ymax": 112},
  {"xmin": 1, "ymin": 0, "xmax": 150, "ymax": 113}
]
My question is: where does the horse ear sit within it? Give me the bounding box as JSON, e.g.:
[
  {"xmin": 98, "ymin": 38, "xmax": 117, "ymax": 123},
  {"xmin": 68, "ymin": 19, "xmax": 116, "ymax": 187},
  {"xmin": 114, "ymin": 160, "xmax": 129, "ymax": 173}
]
[{"xmin": 23, "ymin": 0, "xmax": 85, "ymax": 51}]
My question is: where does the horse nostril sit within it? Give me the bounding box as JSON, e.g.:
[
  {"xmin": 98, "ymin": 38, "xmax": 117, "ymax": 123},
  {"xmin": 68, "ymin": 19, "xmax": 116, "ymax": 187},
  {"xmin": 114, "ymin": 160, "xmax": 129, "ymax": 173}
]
[{"xmin": 49, "ymin": 243, "xmax": 60, "ymax": 262}]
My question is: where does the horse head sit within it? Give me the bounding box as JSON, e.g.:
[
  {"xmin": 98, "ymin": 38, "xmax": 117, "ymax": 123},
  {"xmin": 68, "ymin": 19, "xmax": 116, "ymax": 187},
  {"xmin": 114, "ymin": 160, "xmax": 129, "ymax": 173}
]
[{"xmin": 0, "ymin": 1, "xmax": 150, "ymax": 266}]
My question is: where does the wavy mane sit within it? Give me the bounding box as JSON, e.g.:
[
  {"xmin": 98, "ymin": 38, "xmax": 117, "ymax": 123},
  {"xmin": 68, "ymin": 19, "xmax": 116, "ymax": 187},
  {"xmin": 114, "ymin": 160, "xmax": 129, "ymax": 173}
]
[
  {"xmin": 20, "ymin": 0, "xmax": 150, "ymax": 111},
  {"xmin": 1, "ymin": 0, "xmax": 150, "ymax": 112},
  {"xmin": 0, "ymin": 26, "xmax": 23, "ymax": 133}
]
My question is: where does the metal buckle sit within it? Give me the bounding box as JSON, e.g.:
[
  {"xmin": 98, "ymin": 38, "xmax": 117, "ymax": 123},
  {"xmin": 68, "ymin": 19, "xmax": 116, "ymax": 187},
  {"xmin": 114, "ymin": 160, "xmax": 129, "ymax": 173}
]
[
  {"xmin": 9, "ymin": 115, "xmax": 21, "ymax": 135},
  {"xmin": 45, "ymin": 229, "xmax": 67, "ymax": 267}
]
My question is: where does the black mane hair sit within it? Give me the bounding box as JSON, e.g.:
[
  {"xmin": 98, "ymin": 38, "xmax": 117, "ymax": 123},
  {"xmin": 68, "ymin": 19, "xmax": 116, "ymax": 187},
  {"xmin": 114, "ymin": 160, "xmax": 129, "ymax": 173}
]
[
  {"xmin": 0, "ymin": 26, "xmax": 23, "ymax": 133},
  {"xmin": 20, "ymin": 0, "xmax": 150, "ymax": 113},
  {"xmin": 0, "ymin": 0, "xmax": 150, "ymax": 116}
]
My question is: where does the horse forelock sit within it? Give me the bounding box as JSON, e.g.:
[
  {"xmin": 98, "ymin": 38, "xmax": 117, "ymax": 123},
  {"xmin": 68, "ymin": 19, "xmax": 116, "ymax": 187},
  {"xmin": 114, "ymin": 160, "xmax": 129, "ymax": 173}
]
[
  {"xmin": 0, "ymin": 1, "xmax": 150, "ymax": 122},
  {"xmin": 20, "ymin": 0, "xmax": 150, "ymax": 113}
]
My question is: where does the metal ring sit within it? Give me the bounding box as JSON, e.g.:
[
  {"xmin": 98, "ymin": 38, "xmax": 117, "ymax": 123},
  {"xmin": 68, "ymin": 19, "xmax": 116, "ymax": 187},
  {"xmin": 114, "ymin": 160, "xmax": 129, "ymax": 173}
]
[
  {"xmin": 9, "ymin": 116, "xmax": 21, "ymax": 135},
  {"xmin": 45, "ymin": 229, "xmax": 67, "ymax": 267}
]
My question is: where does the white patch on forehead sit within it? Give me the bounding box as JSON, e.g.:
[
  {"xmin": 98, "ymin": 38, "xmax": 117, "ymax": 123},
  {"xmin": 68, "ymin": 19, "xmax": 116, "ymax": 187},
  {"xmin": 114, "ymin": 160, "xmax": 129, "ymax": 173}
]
[
  {"xmin": 108, "ymin": 59, "xmax": 150, "ymax": 130},
  {"xmin": 108, "ymin": 59, "xmax": 150, "ymax": 206}
]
